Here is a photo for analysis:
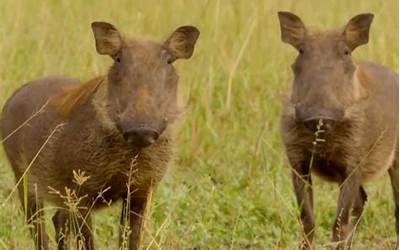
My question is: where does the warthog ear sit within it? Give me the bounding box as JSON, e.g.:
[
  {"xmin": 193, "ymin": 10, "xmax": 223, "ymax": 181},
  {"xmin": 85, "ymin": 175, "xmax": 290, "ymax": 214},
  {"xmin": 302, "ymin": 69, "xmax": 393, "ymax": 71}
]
[
  {"xmin": 91, "ymin": 22, "xmax": 122, "ymax": 56},
  {"xmin": 343, "ymin": 13, "xmax": 374, "ymax": 51},
  {"xmin": 278, "ymin": 11, "xmax": 306, "ymax": 50},
  {"xmin": 165, "ymin": 26, "xmax": 200, "ymax": 62}
]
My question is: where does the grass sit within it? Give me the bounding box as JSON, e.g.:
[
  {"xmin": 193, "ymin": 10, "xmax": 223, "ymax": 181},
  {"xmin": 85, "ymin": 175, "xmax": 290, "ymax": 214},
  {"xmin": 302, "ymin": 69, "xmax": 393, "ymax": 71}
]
[{"xmin": 0, "ymin": 0, "xmax": 398, "ymax": 249}]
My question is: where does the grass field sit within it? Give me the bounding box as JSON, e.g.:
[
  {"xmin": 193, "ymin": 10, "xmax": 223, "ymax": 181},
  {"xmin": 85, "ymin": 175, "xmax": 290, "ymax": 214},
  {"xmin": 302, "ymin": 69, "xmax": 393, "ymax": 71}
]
[{"xmin": 0, "ymin": 0, "xmax": 398, "ymax": 249}]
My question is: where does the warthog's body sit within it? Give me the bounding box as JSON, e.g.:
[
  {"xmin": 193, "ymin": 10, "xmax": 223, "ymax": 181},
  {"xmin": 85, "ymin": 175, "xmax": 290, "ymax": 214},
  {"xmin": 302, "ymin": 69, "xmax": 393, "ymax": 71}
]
[
  {"xmin": 282, "ymin": 61, "xmax": 398, "ymax": 182},
  {"xmin": 278, "ymin": 12, "xmax": 398, "ymax": 249},
  {"xmin": 1, "ymin": 23, "xmax": 199, "ymax": 250},
  {"xmin": 2, "ymin": 76, "xmax": 171, "ymax": 205}
]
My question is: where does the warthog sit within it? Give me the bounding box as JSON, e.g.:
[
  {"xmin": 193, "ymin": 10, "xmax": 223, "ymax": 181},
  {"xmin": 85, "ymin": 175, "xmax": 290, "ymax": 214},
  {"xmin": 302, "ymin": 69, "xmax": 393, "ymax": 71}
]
[
  {"xmin": 278, "ymin": 12, "xmax": 398, "ymax": 249},
  {"xmin": 1, "ymin": 22, "xmax": 199, "ymax": 249}
]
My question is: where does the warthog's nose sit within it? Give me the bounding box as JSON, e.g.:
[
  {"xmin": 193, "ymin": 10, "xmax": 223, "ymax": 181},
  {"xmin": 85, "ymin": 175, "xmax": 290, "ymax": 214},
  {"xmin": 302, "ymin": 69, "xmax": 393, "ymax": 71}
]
[
  {"xmin": 295, "ymin": 106, "xmax": 343, "ymax": 132},
  {"xmin": 122, "ymin": 128, "xmax": 160, "ymax": 147},
  {"xmin": 303, "ymin": 118, "xmax": 335, "ymax": 132}
]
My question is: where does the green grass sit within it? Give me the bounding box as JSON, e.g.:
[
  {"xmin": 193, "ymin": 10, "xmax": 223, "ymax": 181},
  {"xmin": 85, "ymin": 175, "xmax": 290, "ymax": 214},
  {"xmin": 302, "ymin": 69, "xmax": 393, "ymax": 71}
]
[{"xmin": 0, "ymin": 0, "xmax": 398, "ymax": 249}]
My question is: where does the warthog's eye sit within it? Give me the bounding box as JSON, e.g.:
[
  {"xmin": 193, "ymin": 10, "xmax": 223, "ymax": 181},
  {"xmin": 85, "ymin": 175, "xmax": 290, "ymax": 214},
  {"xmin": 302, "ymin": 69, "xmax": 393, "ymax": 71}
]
[
  {"xmin": 299, "ymin": 48, "xmax": 304, "ymax": 54},
  {"xmin": 113, "ymin": 52, "xmax": 122, "ymax": 63},
  {"xmin": 344, "ymin": 50, "xmax": 350, "ymax": 55}
]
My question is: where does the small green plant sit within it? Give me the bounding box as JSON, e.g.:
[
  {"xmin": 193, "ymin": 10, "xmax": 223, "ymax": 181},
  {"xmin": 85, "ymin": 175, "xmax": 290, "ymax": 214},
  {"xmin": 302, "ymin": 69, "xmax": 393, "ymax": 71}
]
[
  {"xmin": 48, "ymin": 169, "xmax": 113, "ymax": 249},
  {"xmin": 308, "ymin": 119, "xmax": 326, "ymax": 171},
  {"xmin": 120, "ymin": 155, "xmax": 139, "ymax": 250}
]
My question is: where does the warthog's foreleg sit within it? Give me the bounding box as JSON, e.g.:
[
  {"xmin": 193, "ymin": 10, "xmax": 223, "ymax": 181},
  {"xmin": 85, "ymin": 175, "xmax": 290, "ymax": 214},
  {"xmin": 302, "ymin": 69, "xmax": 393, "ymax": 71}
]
[
  {"xmin": 119, "ymin": 188, "xmax": 152, "ymax": 250},
  {"xmin": 52, "ymin": 209, "xmax": 69, "ymax": 250},
  {"xmin": 21, "ymin": 189, "xmax": 50, "ymax": 250},
  {"xmin": 292, "ymin": 162, "xmax": 315, "ymax": 250},
  {"xmin": 75, "ymin": 210, "xmax": 94, "ymax": 250},
  {"xmin": 388, "ymin": 152, "xmax": 399, "ymax": 248},
  {"xmin": 332, "ymin": 173, "xmax": 366, "ymax": 250}
]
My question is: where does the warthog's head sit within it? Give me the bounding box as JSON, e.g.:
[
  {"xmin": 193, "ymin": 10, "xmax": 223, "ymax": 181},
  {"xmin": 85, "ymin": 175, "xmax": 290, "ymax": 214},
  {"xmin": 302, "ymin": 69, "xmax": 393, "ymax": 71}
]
[
  {"xmin": 91, "ymin": 22, "xmax": 199, "ymax": 147},
  {"xmin": 278, "ymin": 12, "xmax": 373, "ymax": 131}
]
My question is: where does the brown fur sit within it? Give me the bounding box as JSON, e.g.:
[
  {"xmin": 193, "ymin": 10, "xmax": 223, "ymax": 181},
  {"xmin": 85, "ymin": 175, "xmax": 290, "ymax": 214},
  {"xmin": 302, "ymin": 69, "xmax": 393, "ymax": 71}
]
[
  {"xmin": 50, "ymin": 76, "xmax": 104, "ymax": 119},
  {"xmin": 279, "ymin": 12, "xmax": 398, "ymax": 249},
  {"xmin": 1, "ymin": 22, "xmax": 199, "ymax": 250}
]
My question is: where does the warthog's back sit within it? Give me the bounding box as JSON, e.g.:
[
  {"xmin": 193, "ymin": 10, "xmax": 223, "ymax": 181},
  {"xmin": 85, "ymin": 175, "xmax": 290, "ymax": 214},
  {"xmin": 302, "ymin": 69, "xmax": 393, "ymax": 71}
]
[
  {"xmin": 1, "ymin": 76, "xmax": 79, "ymax": 176},
  {"xmin": 358, "ymin": 61, "xmax": 398, "ymax": 117}
]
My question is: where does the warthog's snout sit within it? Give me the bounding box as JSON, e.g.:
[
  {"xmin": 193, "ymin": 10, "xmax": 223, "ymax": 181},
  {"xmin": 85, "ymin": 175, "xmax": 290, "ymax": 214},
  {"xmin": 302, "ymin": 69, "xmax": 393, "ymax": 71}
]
[
  {"xmin": 295, "ymin": 106, "xmax": 344, "ymax": 132},
  {"xmin": 118, "ymin": 122, "xmax": 162, "ymax": 147},
  {"xmin": 123, "ymin": 127, "xmax": 160, "ymax": 147}
]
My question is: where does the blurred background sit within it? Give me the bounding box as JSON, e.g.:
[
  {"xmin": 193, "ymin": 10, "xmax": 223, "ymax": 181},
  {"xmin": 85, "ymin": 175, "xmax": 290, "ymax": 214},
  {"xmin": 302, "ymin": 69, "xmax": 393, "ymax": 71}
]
[{"xmin": 0, "ymin": 0, "xmax": 398, "ymax": 249}]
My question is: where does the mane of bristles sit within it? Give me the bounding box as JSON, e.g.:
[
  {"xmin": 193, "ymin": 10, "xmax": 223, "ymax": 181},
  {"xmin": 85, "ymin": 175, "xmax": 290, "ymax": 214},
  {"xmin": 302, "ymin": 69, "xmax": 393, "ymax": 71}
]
[{"xmin": 51, "ymin": 76, "xmax": 105, "ymax": 119}]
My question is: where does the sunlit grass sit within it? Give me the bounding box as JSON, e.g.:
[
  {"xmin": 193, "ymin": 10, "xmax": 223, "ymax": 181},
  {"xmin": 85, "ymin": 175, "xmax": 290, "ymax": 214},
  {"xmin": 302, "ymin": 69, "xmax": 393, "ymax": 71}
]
[{"xmin": 0, "ymin": 0, "xmax": 398, "ymax": 249}]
